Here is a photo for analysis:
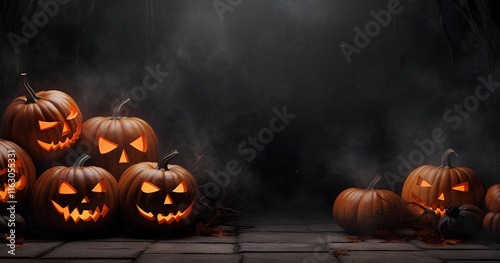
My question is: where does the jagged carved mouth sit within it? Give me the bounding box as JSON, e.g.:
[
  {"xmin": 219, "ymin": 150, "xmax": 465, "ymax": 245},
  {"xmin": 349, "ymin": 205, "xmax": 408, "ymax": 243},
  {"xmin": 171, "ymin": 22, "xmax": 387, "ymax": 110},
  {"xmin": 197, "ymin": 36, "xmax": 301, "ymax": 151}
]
[
  {"xmin": 0, "ymin": 175, "xmax": 26, "ymax": 202},
  {"xmin": 135, "ymin": 202, "xmax": 194, "ymax": 224},
  {"xmin": 37, "ymin": 124, "xmax": 82, "ymax": 152},
  {"xmin": 51, "ymin": 200, "xmax": 109, "ymax": 223},
  {"xmin": 411, "ymin": 193, "xmax": 447, "ymax": 216}
]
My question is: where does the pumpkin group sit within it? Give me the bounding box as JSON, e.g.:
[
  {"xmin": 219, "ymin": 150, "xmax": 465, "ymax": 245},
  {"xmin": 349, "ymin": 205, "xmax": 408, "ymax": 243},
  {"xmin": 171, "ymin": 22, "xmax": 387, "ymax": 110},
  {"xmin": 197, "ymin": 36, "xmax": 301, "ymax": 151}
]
[
  {"xmin": 333, "ymin": 175, "xmax": 406, "ymax": 234},
  {"xmin": 402, "ymin": 149, "xmax": 485, "ymax": 218},
  {"xmin": 118, "ymin": 150, "xmax": 199, "ymax": 232},
  {"xmin": 483, "ymin": 184, "xmax": 500, "ymax": 236},
  {"xmin": 0, "ymin": 139, "xmax": 36, "ymax": 210},
  {"xmin": 31, "ymin": 154, "xmax": 118, "ymax": 233},
  {"xmin": 1, "ymin": 73, "xmax": 83, "ymax": 162},
  {"xmin": 80, "ymin": 98, "xmax": 159, "ymax": 180}
]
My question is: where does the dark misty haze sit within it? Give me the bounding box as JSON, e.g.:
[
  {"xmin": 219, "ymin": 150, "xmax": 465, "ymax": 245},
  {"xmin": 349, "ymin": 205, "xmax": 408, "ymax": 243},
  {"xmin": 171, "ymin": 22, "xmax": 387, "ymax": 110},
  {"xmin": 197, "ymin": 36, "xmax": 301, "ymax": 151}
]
[{"xmin": 1, "ymin": 0, "xmax": 499, "ymax": 213}]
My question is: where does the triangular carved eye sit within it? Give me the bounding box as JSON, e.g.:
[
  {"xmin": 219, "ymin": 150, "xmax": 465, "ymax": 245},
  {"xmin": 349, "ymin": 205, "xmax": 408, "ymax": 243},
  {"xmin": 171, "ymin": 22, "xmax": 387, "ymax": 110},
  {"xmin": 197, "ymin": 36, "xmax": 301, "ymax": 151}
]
[
  {"xmin": 59, "ymin": 180, "xmax": 77, "ymax": 194},
  {"xmin": 92, "ymin": 179, "xmax": 106, "ymax": 192},
  {"xmin": 130, "ymin": 134, "xmax": 147, "ymax": 152},
  {"xmin": 98, "ymin": 136, "xmax": 119, "ymax": 154},
  {"xmin": 417, "ymin": 176, "xmax": 432, "ymax": 187},
  {"xmin": 452, "ymin": 182, "xmax": 469, "ymax": 192},
  {"xmin": 172, "ymin": 181, "xmax": 187, "ymax": 193},
  {"xmin": 67, "ymin": 104, "xmax": 79, "ymax": 120},
  {"xmin": 39, "ymin": 120, "xmax": 60, "ymax": 131},
  {"xmin": 141, "ymin": 180, "xmax": 160, "ymax": 193}
]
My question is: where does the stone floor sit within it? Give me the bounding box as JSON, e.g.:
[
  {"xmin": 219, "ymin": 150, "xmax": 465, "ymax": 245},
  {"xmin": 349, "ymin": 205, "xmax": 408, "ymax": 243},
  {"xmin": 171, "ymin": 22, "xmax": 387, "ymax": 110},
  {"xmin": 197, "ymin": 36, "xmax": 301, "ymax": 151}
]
[{"xmin": 1, "ymin": 213, "xmax": 499, "ymax": 262}]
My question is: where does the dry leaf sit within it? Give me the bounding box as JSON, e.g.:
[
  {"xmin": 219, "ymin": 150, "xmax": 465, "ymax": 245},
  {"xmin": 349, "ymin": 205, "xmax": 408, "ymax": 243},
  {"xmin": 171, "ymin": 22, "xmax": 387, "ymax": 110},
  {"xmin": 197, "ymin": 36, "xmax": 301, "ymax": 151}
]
[
  {"xmin": 347, "ymin": 235, "xmax": 365, "ymax": 242},
  {"xmin": 332, "ymin": 250, "xmax": 350, "ymax": 255},
  {"xmin": 195, "ymin": 222, "xmax": 228, "ymax": 237}
]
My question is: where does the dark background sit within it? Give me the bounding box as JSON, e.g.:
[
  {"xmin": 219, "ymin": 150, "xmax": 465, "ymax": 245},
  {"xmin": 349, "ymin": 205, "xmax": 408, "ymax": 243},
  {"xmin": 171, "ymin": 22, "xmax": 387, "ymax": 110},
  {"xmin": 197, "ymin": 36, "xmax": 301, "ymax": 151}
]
[{"xmin": 1, "ymin": 0, "xmax": 499, "ymax": 214}]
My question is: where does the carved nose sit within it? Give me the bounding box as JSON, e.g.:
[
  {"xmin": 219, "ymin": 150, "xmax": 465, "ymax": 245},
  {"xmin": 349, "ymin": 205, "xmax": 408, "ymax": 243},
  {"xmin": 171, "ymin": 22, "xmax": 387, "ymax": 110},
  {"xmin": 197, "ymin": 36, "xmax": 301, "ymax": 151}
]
[
  {"xmin": 81, "ymin": 196, "xmax": 90, "ymax": 203},
  {"xmin": 62, "ymin": 121, "xmax": 70, "ymax": 136},
  {"xmin": 119, "ymin": 149, "xmax": 129, "ymax": 163},
  {"xmin": 437, "ymin": 192, "xmax": 445, "ymax": 201},
  {"xmin": 164, "ymin": 194, "xmax": 173, "ymax": 205}
]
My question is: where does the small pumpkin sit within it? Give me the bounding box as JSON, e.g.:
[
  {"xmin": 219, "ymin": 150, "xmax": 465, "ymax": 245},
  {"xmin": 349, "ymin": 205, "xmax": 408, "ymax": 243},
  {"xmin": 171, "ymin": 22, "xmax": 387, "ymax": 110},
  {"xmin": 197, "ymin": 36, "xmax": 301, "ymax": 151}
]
[
  {"xmin": 485, "ymin": 184, "xmax": 500, "ymax": 213},
  {"xmin": 483, "ymin": 212, "xmax": 500, "ymax": 236},
  {"xmin": 333, "ymin": 175, "xmax": 405, "ymax": 234},
  {"xmin": 437, "ymin": 205, "xmax": 484, "ymax": 239},
  {"xmin": 402, "ymin": 149, "xmax": 485, "ymax": 217},
  {"xmin": 0, "ymin": 139, "xmax": 36, "ymax": 210},
  {"xmin": 31, "ymin": 154, "xmax": 118, "ymax": 233},
  {"xmin": 118, "ymin": 150, "xmax": 199, "ymax": 232},
  {"xmin": 80, "ymin": 98, "xmax": 159, "ymax": 180},
  {"xmin": 1, "ymin": 73, "xmax": 83, "ymax": 162}
]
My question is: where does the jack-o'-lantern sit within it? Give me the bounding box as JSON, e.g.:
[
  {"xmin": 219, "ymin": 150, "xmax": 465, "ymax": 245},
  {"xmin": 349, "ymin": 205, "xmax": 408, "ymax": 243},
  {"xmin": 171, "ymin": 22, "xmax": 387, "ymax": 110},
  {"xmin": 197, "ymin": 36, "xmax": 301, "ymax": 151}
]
[
  {"xmin": 80, "ymin": 98, "xmax": 158, "ymax": 180},
  {"xmin": 1, "ymin": 73, "xmax": 83, "ymax": 162},
  {"xmin": 0, "ymin": 139, "xmax": 36, "ymax": 210},
  {"xmin": 31, "ymin": 154, "xmax": 118, "ymax": 233},
  {"xmin": 402, "ymin": 149, "xmax": 485, "ymax": 218},
  {"xmin": 118, "ymin": 150, "xmax": 199, "ymax": 232}
]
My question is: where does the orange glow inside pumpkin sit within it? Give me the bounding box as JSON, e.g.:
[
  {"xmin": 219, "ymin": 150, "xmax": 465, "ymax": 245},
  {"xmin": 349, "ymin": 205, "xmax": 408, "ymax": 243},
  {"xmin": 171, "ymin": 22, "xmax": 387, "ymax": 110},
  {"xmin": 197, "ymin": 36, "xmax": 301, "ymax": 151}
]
[{"xmin": 412, "ymin": 179, "xmax": 472, "ymax": 216}]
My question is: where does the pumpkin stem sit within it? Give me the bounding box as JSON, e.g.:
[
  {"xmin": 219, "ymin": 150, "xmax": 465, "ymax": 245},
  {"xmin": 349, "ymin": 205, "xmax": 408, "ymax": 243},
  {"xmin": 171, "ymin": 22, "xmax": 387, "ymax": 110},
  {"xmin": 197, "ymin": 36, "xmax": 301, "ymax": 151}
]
[
  {"xmin": 440, "ymin": 148, "xmax": 458, "ymax": 168},
  {"xmin": 71, "ymin": 154, "xmax": 91, "ymax": 168},
  {"xmin": 445, "ymin": 206, "xmax": 460, "ymax": 218},
  {"xmin": 366, "ymin": 174, "xmax": 382, "ymax": 190},
  {"xmin": 156, "ymin": 149, "xmax": 180, "ymax": 170},
  {"xmin": 20, "ymin": 73, "xmax": 41, "ymax": 103},
  {"xmin": 110, "ymin": 98, "xmax": 131, "ymax": 119}
]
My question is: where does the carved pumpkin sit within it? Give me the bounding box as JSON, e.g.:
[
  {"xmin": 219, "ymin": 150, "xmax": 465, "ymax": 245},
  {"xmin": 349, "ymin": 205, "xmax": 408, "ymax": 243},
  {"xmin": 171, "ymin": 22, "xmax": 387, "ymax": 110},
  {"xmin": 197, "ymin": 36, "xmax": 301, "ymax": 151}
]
[
  {"xmin": 1, "ymin": 73, "xmax": 83, "ymax": 162},
  {"xmin": 0, "ymin": 139, "xmax": 36, "ymax": 210},
  {"xmin": 485, "ymin": 184, "xmax": 500, "ymax": 213},
  {"xmin": 437, "ymin": 205, "xmax": 484, "ymax": 239},
  {"xmin": 118, "ymin": 150, "xmax": 199, "ymax": 232},
  {"xmin": 483, "ymin": 212, "xmax": 500, "ymax": 236},
  {"xmin": 31, "ymin": 154, "xmax": 118, "ymax": 233},
  {"xmin": 333, "ymin": 175, "xmax": 405, "ymax": 234},
  {"xmin": 80, "ymin": 98, "xmax": 158, "ymax": 180},
  {"xmin": 402, "ymin": 149, "xmax": 485, "ymax": 217}
]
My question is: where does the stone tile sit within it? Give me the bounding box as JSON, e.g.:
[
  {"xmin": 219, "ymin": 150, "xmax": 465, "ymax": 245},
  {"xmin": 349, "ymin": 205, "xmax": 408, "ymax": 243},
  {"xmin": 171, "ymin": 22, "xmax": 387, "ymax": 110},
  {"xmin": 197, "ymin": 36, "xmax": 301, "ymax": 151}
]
[
  {"xmin": 238, "ymin": 217, "xmax": 306, "ymax": 225},
  {"xmin": 242, "ymin": 253, "xmax": 340, "ymax": 263},
  {"xmin": 337, "ymin": 251, "xmax": 442, "ymax": 263},
  {"xmin": 239, "ymin": 224, "xmax": 310, "ymax": 232},
  {"xmin": 42, "ymin": 241, "xmax": 151, "ymax": 258},
  {"xmin": 84, "ymin": 237, "xmax": 156, "ymax": 242},
  {"xmin": 158, "ymin": 235, "xmax": 236, "ymax": 243},
  {"xmin": 1, "ymin": 260, "xmax": 133, "ymax": 263},
  {"xmin": 424, "ymin": 250, "xmax": 500, "ymax": 260},
  {"xmin": 410, "ymin": 240, "xmax": 491, "ymax": 250},
  {"xmin": 145, "ymin": 243, "xmax": 235, "ymax": 254},
  {"xmin": 238, "ymin": 232, "xmax": 345, "ymax": 243},
  {"xmin": 0, "ymin": 241, "xmax": 63, "ymax": 258},
  {"xmin": 328, "ymin": 241, "xmax": 420, "ymax": 251},
  {"xmin": 138, "ymin": 254, "xmax": 241, "ymax": 263},
  {"xmin": 239, "ymin": 242, "xmax": 326, "ymax": 252},
  {"xmin": 309, "ymin": 224, "xmax": 345, "ymax": 232}
]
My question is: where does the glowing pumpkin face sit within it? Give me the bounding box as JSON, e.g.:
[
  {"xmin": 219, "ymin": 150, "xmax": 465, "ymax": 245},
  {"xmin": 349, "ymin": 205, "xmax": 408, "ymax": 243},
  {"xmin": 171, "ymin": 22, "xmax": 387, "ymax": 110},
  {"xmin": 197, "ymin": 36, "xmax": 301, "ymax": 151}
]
[
  {"xmin": 0, "ymin": 139, "xmax": 36, "ymax": 210},
  {"xmin": 118, "ymin": 150, "xmax": 199, "ymax": 231},
  {"xmin": 402, "ymin": 149, "xmax": 486, "ymax": 217},
  {"xmin": 31, "ymin": 155, "xmax": 118, "ymax": 233},
  {"xmin": 1, "ymin": 73, "xmax": 83, "ymax": 162},
  {"xmin": 81, "ymin": 98, "xmax": 158, "ymax": 180}
]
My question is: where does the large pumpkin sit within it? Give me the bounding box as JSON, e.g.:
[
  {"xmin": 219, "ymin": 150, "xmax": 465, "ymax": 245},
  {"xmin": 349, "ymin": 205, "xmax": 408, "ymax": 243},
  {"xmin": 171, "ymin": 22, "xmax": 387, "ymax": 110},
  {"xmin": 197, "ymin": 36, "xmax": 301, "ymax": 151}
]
[
  {"xmin": 80, "ymin": 98, "xmax": 158, "ymax": 180},
  {"xmin": 1, "ymin": 73, "xmax": 83, "ymax": 162},
  {"xmin": 485, "ymin": 184, "xmax": 500, "ymax": 213},
  {"xmin": 31, "ymin": 154, "xmax": 118, "ymax": 233},
  {"xmin": 402, "ymin": 149, "xmax": 485, "ymax": 217},
  {"xmin": 333, "ymin": 175, "xmax": 405, "ymax": 234},
  {"xmin": 118, "ymin": 150, "xmax": 199, "ymax": 232},
  {"xmin": 0, "ymin": 139, "xmax": 36, "ymax": 210}
]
